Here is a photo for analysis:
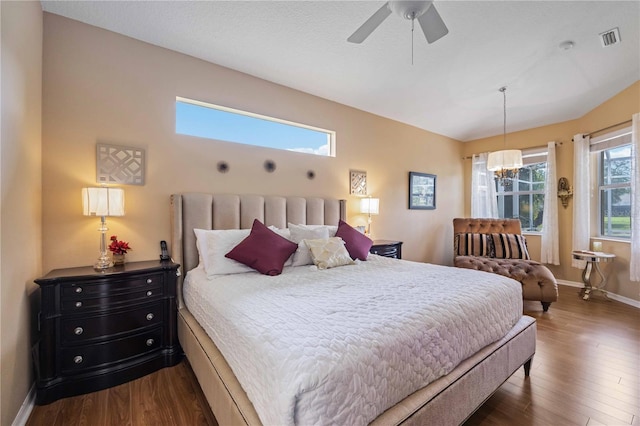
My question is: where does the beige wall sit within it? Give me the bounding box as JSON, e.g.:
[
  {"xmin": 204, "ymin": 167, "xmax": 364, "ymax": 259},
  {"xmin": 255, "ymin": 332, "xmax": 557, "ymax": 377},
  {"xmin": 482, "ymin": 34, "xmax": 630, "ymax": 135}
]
[
  {"xmin": 1, "ymin": 1, "xmax": 43, "ymax": 424},
  {"xmin": 463, "ymin": 82, "xmax": 640, "ymax": 302},
  {"xmin": 42, "ymin": 13, "xmax": 464, "ymax": 275}
]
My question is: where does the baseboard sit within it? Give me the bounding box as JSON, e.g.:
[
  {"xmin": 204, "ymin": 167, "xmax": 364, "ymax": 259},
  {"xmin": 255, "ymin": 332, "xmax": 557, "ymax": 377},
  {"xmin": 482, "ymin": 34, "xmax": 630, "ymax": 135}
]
[
  {"xmin": 12, "ymin": 384, "xmax": 35, "ymax": 426},
  {"xmin": 557, "ymin": 280, "xmax": 640, "ymax": 309}
]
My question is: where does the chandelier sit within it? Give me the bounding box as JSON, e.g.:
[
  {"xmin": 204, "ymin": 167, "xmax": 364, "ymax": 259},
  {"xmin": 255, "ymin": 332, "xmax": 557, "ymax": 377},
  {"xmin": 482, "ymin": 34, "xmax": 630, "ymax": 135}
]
[{"xmin": 487, "ymin": 87, "xmax": 522, "ymax": 182}]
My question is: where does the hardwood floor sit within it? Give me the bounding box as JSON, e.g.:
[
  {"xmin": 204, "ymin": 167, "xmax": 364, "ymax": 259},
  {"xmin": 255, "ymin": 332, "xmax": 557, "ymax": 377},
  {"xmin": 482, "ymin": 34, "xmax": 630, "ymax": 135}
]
[
  {"xmin": 465, "ymin": 285, "xmax": 640, "ymax": 426},
  {"xmin": 26, "ymin": 358, "xmax": 218, "ymax": 426},
  {"xmin": 27, "ymin": 285, "xmax": 639, "ymax": 426}
]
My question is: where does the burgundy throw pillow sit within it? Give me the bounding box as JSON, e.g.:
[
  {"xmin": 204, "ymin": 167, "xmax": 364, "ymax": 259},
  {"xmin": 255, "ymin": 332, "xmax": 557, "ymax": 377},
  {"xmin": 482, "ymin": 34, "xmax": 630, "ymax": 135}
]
[
  {"xmin": 335, "ymin": 219, "xmax": 373, "ymax": 261},
  {"xmin": 225, "ymin": 219, "xmax": 297, "ymax": 276}
]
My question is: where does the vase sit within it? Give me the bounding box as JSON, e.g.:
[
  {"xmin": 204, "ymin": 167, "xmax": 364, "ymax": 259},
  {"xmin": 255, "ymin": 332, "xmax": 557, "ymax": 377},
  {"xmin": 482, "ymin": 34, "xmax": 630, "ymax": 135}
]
[{"xmin": 113, "ymin": 253, "xmax": 125, "ymax": 265}]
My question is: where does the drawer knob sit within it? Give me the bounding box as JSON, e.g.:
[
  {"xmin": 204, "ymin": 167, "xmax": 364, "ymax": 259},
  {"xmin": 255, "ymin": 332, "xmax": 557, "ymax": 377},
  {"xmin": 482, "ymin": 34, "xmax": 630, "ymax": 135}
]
[
  {"xmin": 146, "ymin": 278, "xmax": 153, "ymax": 284},
  {"xmin": 146, "ymin": 290, "xmax": 153, "ymax": 297},
  {"xmin": 74, "ymin": 327, "xmax": 83, "ymax": 335},
  {"xmin": 74, "ymin": 355, "xmax": 83, "ymax": 364},
  {"xmin": 75, "ymin": 287, "xmax": 83, "ymax": 293},
  {"xmin": 146, "ymin": 313, "xmax": 154, "ymax": 321},
  {"xmin": 75, "ymin": 301, "xmax": 82, "ymax": 308},
  {"xmin": 146, "ymin": 338, "xmax": 154, "ymax": 346}
]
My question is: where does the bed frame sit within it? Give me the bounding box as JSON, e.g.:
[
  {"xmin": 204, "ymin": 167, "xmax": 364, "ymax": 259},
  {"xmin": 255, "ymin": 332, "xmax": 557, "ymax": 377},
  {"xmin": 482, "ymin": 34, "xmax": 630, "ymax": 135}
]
[{"xmin": 170, "ymin": 193, "xmax": 536, "ymax": 425}]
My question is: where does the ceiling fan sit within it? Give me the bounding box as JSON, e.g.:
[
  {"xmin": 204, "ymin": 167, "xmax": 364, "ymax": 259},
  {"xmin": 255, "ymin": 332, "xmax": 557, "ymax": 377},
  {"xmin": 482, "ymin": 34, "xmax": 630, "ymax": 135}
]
[{"xmin": 347, "ymin": 1, "xmax": 449, "ymax": 45}]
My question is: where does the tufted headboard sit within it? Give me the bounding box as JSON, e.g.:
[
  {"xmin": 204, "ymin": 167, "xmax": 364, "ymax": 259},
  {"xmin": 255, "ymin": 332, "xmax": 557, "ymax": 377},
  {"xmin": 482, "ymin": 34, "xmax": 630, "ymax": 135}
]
[
  {"xmin": 170, "ymin": 193, "xmax": 346, "ymax": 307},
  {"xmin": 453, "ymin": 218, "xmax": 522, "ymax": 235}
]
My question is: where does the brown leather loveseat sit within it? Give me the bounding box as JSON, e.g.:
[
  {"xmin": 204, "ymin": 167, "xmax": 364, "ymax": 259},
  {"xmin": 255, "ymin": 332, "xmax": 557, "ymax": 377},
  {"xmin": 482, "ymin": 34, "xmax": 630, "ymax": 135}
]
[{"xmin": 453, "ymin": 218, "xmax": 558, "ymax": 312}]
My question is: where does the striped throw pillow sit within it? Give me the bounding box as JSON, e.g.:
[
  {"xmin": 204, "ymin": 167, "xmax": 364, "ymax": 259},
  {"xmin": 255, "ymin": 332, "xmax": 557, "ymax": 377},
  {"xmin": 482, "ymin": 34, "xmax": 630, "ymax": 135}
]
[
  {"xmin": 491, "ymin": 233, "xmax": 530, "ymax": 260},
  {"xmin": 455, "ymin": 233, "xmax": 493, "ymax": 257}
]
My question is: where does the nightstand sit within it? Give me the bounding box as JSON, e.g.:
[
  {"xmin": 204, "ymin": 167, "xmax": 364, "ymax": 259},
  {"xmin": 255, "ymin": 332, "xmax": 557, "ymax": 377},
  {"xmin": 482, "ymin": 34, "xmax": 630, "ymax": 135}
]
[
  {"xmin": 33, "ymin": 260, "xmax": 182, "ymax": 405},
  {"xmin": 370, "ymin": 240, "xmax": 403, "ymax": 259}
]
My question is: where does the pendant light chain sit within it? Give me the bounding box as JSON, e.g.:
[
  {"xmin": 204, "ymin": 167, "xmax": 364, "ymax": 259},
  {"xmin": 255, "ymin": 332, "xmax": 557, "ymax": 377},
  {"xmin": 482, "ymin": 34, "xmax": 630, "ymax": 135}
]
[{"xmin": 501, "ymin": 86, "xmax": 507, "ymax": 148}]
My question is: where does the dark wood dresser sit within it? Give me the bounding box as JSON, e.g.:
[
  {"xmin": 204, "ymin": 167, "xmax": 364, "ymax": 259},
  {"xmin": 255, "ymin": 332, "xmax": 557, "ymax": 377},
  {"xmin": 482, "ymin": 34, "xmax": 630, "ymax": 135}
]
[
  {"xmin": 33, "ymin": 260, "xmax": 182, "ymax": 405},
  {"xmin": 370, "ymin": 240, "xmax": 403, "ymax": 259}
]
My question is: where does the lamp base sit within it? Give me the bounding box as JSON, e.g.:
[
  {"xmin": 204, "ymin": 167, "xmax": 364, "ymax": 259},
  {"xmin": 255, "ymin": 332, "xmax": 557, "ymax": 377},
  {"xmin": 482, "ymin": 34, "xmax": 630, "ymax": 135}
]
[
  {"xmin": 94, "ymin": 255, "xmax": 113, "ymax": 270},
  {"xmin": 94, "ymin": 216, "xmax": 113, "ymax": 271}
]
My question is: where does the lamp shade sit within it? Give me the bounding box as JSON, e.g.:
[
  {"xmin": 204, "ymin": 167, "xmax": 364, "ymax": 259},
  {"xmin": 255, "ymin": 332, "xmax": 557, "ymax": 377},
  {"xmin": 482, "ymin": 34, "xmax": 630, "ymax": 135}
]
[
  {"xmin": 360, "ymin": 197, "xmax": 379, "ymax": 215},
  {"xmin": 487, "ymin": 150, "xmax": 523, "ymax": 171},
  {"xmin": 82, "ymin": 187, "xmax": 125, "ymax": 217}
]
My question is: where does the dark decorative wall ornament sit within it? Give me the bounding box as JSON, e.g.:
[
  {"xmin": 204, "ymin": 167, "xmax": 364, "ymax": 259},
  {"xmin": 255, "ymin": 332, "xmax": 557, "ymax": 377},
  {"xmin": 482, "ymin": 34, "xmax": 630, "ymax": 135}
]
[
  {"xmin": 264, "ymin": 160, "xmax": 276, "ymax": 173},
  {"xmin": 217, "ymin": 161, "xmax": 229, "ymax": 173},
  {"xmin": 307, "ymin": 170, "xmax": 316, "ymax": 180}
]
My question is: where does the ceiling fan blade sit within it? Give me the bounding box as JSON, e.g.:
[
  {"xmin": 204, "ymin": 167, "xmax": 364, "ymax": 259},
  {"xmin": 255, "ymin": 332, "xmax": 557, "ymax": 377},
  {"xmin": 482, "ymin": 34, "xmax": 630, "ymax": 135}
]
[
  {"xmin": 417, "ymin": 4, "xmax": 449, "ymax": 44},
  {"xmin": 347, "ymin": 2, "xmax": 392, "ymax": 44}
]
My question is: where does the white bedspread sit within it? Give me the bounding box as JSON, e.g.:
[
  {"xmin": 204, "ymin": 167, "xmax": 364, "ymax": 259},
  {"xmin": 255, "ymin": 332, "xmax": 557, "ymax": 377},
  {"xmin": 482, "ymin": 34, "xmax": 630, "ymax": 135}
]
[{"xmin": 183, "ymin": 256, "xmax": 522, "ymax": 426}]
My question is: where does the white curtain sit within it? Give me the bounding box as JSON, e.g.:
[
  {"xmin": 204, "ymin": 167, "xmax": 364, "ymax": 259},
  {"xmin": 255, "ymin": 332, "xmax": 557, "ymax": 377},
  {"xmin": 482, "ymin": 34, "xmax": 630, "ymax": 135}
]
[
  {"xmin": 541, "ymin": 142, "xmax": 559, "ymax": 264},
  {"xmin": 471, "ymin": 153, "xmax": 499, "ymax": 218},
  {"xmin": 572, "ymin": 134, "xmax": 590, "ymax": 268},
  {"xmin": 630, "ymin": 113, "xmax": 640, "ymax": 282}
]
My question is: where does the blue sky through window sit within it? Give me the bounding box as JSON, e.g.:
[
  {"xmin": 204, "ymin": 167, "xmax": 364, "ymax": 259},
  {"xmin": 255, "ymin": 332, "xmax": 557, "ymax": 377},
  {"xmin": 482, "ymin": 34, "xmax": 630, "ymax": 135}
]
[{"xmin": 176, "ymin": 99, "xmax": 333, "ymax": 156}]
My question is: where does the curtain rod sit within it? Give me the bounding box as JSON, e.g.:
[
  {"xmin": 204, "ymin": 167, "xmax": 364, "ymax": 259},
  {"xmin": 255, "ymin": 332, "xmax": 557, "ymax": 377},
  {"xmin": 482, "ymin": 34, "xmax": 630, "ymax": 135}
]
[
  {"xmin": 461, "ymin": 141, "xmax": 563, "ymax": 160},
  {"xmin": 572, "ymin": 119, "xmax": 632, "ymax": 141}
]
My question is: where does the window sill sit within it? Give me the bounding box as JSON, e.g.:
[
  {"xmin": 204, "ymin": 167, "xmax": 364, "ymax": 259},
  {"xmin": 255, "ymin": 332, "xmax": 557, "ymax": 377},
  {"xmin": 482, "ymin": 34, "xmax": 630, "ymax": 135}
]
[{"xmin": 591, "ymin": 237, "xmax": 630, "ymax": 244}]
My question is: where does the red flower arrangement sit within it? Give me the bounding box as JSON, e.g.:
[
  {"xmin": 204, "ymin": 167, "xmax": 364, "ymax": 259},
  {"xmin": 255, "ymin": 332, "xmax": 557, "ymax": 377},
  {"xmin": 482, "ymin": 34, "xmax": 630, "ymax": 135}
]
[{"xmin": 108, "ymin": 235, "xmax": 132, "ymax": 255}]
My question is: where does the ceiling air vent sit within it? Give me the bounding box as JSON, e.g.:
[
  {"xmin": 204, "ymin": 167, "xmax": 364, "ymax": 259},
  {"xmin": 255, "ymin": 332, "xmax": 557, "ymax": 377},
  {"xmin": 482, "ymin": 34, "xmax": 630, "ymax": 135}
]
[{"xmin": 599, "ymin": 28, "xmax": 620, "ymax": 47}]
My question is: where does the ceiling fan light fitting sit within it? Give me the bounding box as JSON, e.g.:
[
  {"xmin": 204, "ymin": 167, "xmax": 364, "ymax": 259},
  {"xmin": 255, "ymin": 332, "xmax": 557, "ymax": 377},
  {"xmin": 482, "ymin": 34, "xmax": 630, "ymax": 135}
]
[
  {"xmin": 347, "ymin": 0, "xmax": 447, "ymax": 46},
  {"xmin": 389, "ymin": 1, "xmax": 433, "ymax": 20}
]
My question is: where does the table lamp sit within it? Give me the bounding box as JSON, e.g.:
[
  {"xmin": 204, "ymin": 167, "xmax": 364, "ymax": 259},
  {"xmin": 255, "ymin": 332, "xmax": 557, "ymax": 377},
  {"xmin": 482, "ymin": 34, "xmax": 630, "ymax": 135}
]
[
  {"xmin": 360, "ymin": 197, "xmax": 379, "ymax": 237},
  {"xmin": 82, "ymin": 187, "xmax": 125, "ymax": 270}
]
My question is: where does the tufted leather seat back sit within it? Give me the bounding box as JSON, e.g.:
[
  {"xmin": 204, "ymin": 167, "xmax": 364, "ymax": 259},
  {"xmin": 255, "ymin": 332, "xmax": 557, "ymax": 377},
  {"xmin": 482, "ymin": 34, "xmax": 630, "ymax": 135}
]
[{"xmin": 453, "ymin": 218, "xmax": 522, "ymax": 235}]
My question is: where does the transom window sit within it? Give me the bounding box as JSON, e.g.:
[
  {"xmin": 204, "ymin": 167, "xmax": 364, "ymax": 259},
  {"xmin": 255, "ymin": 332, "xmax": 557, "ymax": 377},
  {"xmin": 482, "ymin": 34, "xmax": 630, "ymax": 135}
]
[
  {"xmin": 597, "ymin": 139, "xmax": 632, "ymax": 238},
  {"xmin": 175, "ymin": 97, "xmax": 335, "ymax": 157}
]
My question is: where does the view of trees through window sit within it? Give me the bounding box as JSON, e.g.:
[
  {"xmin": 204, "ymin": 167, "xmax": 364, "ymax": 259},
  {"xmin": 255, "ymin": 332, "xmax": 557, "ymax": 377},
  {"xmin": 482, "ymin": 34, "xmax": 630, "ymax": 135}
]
[
  {"xmin": 491, "ymin": 140, "xmax": 633, "ymax": 237},
  {"xmin": 600, "ymin": 144, "xmax": 632, "ymax": 238},
  {"xmin": 496, "ymin": 162, "xmax": 546, "ymax": 232}
]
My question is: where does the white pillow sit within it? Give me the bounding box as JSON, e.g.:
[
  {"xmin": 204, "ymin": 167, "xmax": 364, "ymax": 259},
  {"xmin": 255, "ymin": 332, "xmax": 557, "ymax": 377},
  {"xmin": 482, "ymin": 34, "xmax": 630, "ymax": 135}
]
[
  {"xmin": 194, "ymin": 228, "xmax": 255, "ymax": 277},
  {"xmin": 299, "ymin": 224, "xmax": 338, "ymax": 237},
  {"xmin": 288, "ymin": 223, "xmax": 330, "ymax": 266},
  {"xmin": 304, "ymin": 237, "xmax": 355, "ymax": 270}
]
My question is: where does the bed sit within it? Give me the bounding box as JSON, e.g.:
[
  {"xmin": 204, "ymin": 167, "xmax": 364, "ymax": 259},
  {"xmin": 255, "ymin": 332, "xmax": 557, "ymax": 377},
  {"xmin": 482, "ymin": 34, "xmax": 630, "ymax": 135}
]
[{"xmin": 170, "ymin": 193, "xmax": 536, "ymax": 425}]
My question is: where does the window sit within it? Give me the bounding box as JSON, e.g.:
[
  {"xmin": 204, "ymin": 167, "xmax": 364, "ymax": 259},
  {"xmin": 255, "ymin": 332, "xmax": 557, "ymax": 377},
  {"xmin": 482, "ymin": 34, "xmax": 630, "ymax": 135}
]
[
  {"xmin": 596, "ymin": 133, "xmax": 632, "ymax": 238},
  {"xmin": 175, "ymin": 97, "xmax": 335, "ymax": 157},
  {"xmin": 495, "ymin": 148, "xmax": 547, "ymax": 232}
]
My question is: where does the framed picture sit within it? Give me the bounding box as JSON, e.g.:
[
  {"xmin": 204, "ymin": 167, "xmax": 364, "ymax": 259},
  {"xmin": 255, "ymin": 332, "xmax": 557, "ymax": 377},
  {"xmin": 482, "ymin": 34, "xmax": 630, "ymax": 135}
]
[{"xmin": 409, "ymin": 172, "xmax": 436, "ymax": 210}]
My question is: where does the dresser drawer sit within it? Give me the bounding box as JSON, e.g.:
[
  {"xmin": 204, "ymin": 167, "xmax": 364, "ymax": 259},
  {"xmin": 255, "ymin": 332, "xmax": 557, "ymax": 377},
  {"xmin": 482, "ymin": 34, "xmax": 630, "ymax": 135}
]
[
  {"xmin": 61, "ymin": 328, "xmax": 162, "ymax": 373},
  {"xmin": 61, "ymin": 272, "xmax": 164, "ymax": 300},
  {"xmin": 61, "ymin": 284, "xmax": 163, "ymax": 312},
  {"xmin": 62, "ymin": 303, "xmax": 163, "ymax": 343}
]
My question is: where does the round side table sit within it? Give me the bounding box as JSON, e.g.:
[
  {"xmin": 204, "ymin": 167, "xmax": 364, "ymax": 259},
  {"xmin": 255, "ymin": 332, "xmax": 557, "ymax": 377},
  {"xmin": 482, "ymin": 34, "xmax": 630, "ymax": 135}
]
[{"xmin": 572, "ymin": 250, "xmax": 616, "ymax": 300}]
